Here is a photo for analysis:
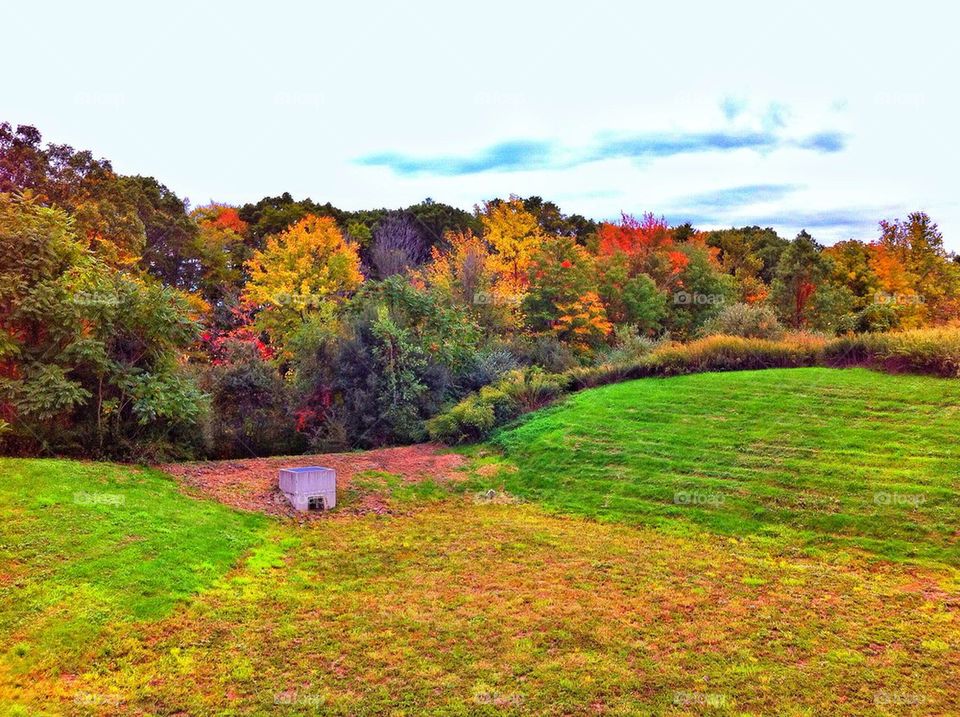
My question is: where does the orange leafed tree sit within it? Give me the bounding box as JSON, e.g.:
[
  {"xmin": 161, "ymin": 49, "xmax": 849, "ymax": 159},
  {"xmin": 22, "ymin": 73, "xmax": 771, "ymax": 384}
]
[
  {"xmin": 550, "ymin": 291, "xmax": 613, "ymax": 350},
  {"xmin": 421, "ymin": 229, "xmax": 521, "ymax": 330}
]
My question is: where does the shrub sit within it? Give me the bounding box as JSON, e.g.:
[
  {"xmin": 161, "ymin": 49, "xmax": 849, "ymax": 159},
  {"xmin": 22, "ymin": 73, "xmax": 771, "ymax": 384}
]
[
  {"xmin": 824, "ymin": 328, "xmax": 960, "ymax": 377},
  {"xmin": 428, "ymin": 368, "xmax": 568, "ymax": 443},
  {"xmin": 566, "ymin": 362, "xmax": 645, "ymax": 391},
  {"xmin": 835, "ymin": 303, "xmax": 901, "ymax": 335},
  {"xmin": 508, "ymin": 334, "xmax": 580, "ymax": 373},
  {"xmin": 477, "ymin": 385, "xmax": 520, "ymax": 423},
  {"xmin": 460, "ymin": 347, "xmax": 521, "ymax": 391},
  {"xmin": 700, "ymin": 302, "xmax": 784, "ymax": 340},
  {"xmin": 597, "ymin": 324, "xmax": 660, "ymax": 366},
  {"xmin": 426, "ymin": 396, "xmax": 495, "ymax": 444},
  {"xmin": 199, "ymin": 340, "xmax": 304, "ymax": 459},
  {"xmin": 644, "ymin": 334, "xmax": 824, "ymax": 375},
  {"xmin": 496, "ymin": 368, "xmax": 571, "ymax": 412}
]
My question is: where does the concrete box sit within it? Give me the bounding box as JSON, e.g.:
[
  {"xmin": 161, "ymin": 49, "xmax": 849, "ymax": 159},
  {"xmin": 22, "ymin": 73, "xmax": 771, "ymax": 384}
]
[{"xmin": 279, "ymin": 466, "xmax": 337, "ymax": 512}]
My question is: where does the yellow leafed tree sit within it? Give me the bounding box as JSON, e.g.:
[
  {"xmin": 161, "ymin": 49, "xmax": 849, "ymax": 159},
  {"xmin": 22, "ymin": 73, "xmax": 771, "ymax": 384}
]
[
  {"xmin": 243, "ymin": 214, "xmax": 363, "ymax": 348},
  {"xmin": 480, "ymin": 197, "xmax": 544, "ymax": 295}
]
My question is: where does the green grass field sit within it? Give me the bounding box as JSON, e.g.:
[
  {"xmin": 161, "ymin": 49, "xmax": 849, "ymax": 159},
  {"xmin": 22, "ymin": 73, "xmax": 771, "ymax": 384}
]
[
  {"xmin": 1, "ymin": 368, "xmax": 958, "ymax": 715},
  {"xmin": 490, "ymin": 368, "xmax": 960, "ymax": 565},
  {"xmin": 0, "ymin": 461, "xmax": 265, "ymax": 680}
]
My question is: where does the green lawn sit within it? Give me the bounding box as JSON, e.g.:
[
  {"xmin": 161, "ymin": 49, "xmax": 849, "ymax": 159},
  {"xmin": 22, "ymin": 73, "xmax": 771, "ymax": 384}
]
[
  {"xmin": 1, "ymin": 368, "xmax": 959, "ymax": 715},
  {"xmin": 0, "ymin": 459, "xmax": 266, "ymax": 677},
  {"xmin": 490, "ymin": 368, "xmax": 960, "ymax": 565}
]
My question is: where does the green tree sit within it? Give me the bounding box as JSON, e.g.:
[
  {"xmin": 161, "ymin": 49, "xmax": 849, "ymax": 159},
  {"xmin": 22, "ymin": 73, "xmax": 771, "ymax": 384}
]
[
  {"xmin": 666, "ymin": 241, "xmax": 737, "ymax": 338},
  {"xmin": 770, "ymin": 231, "xmax": 834, "ymax": 329},
  {"xmin": 524, "ymin": 235, "xmax": 612, "ymax": 351},
  {"xmin": 0, "ymin": 193, "xmax": 203, "ymax": 456},
  {"xmin": 596, "ymin": 252, "xmax": 667, "ymax": 332}
]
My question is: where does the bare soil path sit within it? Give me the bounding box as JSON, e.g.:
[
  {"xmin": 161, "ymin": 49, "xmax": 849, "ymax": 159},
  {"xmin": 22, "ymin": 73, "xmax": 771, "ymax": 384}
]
[{"xmin": 160, "ymin": 444, "xmax": 465, "ymax": 519}]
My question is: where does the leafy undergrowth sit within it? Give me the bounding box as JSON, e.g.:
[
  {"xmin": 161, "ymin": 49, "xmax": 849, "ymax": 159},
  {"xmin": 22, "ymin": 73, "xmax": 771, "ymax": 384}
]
[
  {"xmin": 11, "ymin": 502, "xmax": 959, "ymax": 716},
  {"xmin": 486, "ymin": 368, "xmax": 960, "ymax": 566}
]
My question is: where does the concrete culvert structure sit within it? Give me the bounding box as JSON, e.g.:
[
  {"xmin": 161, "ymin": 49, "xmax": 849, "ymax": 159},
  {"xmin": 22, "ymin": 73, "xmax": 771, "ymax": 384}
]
[{"xmin": 279, "ymin": 467, "xmax": 337, "ymax": 512}]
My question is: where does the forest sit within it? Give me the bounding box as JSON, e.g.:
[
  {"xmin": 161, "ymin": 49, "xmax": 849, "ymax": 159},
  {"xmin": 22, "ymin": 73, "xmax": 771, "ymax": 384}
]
[{"xmin": 2, "ymin": 121, "xmax": 958, "ymax": 460}]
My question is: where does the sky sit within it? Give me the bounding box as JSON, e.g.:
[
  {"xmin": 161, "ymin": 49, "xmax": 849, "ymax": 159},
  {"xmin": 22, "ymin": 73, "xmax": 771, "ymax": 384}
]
[{"xmin": 4, "ymin": 0, "xmax": 958, "ymax": 248}]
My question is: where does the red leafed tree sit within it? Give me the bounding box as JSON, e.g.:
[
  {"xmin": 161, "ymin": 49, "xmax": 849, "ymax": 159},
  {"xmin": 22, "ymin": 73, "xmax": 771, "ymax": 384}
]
[
  {"xmin": 595, "ymin": 213, "xmax": 686, "ymax": 289},
  {"xmin": 597, "ymin": 212, "xmax": 674, "ymax": 258},
  {"xmin": 211, "ymin": 206, "xmax": 248, "ymax": 234}
]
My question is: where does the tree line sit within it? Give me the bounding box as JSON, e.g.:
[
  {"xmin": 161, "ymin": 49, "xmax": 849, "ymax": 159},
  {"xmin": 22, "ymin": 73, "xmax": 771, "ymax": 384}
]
[{"xmin": 1, "ymin": 123, "xmax": 957, "ymax": 458}]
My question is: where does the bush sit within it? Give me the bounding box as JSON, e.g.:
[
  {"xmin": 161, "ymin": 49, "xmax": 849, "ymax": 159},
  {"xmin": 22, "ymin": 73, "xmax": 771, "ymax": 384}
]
[
  {"xmin": 835, "ymin": 303, "xmax": 901, "ymax": 335},
  {"xmin": 426, "ymin": 396, "xmax": 495, "ymax": 444},
  {"xmin": 460, "ymin": 346, "xmax": 521, "ymax": 391},
  {"xmin": 475, "ymin": 385, "xmax": 519, "ymax": 423},
  {"xmin": 700, "ymin": 303, "xmax": 784, "ymax": 340},
  {"xmin": 566, "ymin": 362, "xmax": 644, "ymax": 391},
  {"xmin": 644, "ymin": 334, "xmax": 824, "ymax": 375},
  {"xmin": 496, "ymin": 368, "xmax": 571, "ymax": 412},
  {"xmin": 428, "ymin": 368, "xmax": 568, "ymax": 443},
  {"xmin": 199, "ymin": 342, "xmax": 304, "ymax": 459},
  {"xmin": 597, "ymin": 324, "xmax": 660, "ymax": 366},
  {"xmin": 824, "ymin": 328, "xmax": 960, "ymax": 377},
  {"xmin": 508, "ymin": 334, "xmax": 580, "ymax": 373}
]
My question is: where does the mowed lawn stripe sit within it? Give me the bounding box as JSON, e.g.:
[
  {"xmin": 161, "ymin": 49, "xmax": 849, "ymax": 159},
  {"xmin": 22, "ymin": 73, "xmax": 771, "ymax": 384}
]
[{"xmin": 491, "ymin": 368, "xmax": 960, "ymax": 565}]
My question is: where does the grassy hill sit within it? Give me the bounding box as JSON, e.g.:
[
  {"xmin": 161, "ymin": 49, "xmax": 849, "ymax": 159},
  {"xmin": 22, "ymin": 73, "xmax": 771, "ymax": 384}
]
[
  {"xmin": 489, "ymin": 367, "xmax": 960, "ymax": 565},
  {"xmin": 2, "ymin": 368, "xmax": 958, "ymax": 714}
]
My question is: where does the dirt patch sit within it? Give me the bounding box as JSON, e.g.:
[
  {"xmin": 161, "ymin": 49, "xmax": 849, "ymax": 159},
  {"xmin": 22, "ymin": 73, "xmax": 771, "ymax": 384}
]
[{"xmin": 160, "ymin": 444, "xmax": 465, "ymax": 519}]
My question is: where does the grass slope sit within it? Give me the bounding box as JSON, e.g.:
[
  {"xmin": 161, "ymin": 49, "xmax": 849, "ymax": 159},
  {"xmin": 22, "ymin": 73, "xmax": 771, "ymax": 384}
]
[
  {"xmin": 0, "ymin": 459, "xmax": 265, "ymax": 678},
  {"xmin": 490, "ymin": 368, "xmax": 960, "ymax": 565}
]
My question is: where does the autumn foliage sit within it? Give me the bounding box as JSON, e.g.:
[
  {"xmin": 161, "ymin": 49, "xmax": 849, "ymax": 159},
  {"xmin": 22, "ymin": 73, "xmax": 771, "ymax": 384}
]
[{"xmin": 2, "ymin": 124, "xmax": 960, "ymax": 458}]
